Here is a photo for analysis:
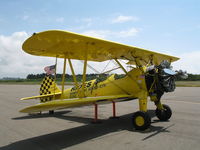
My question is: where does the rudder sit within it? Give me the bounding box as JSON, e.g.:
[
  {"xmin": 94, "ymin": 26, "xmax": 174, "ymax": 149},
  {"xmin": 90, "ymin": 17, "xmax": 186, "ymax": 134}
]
[{"xmin": 40, "ymin": 75, "xmax": 61, "ymax": 102}]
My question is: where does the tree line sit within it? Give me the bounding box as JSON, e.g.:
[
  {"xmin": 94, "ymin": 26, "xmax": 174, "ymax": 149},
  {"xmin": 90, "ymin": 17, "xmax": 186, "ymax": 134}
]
[
  {"xmin": 26, "ymin": 73, "xmax": 108, "ymax": 82},
  {"xmin": 26, "ymin": 73, "xmax": 200, "ymax": 81},
  {"xmin": 176, "ymin": 74, "xmax": 200, "ymax": 81}
]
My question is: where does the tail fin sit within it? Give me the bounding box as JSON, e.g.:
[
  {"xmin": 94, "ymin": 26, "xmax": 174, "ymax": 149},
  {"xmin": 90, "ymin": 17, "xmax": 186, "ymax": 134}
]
[{"xmin": 40, "ymin": 75, "xmax": 61, "ymax": 102}]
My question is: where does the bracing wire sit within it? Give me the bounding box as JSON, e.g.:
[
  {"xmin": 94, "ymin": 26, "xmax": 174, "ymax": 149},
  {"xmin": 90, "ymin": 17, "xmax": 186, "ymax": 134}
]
[
  {"xmin": 100, "ymin": 60, "xmax": 111, "ymax": 73},
  {"xmin": 79, "ymin": 59, "xmax": 130, "ymax": 95}
]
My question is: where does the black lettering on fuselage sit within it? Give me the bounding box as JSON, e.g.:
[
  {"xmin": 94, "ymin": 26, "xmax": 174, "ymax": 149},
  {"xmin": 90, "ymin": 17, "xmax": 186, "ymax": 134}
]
[{"xmin": 70, "ymin": 83, "xmax": 107, "ymax": 98}]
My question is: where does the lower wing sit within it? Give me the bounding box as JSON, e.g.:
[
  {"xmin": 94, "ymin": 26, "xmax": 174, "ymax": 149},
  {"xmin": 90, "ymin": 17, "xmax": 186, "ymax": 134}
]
[{"xmin": 20, "ymin": 95, "xmax": 135, "ymax": 113}]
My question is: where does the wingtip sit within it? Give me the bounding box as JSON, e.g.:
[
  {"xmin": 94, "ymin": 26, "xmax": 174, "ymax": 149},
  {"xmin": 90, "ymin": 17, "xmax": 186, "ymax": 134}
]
[{"xmin": 19, "ymin": 108, "xmax": 27, "ymax": 113}]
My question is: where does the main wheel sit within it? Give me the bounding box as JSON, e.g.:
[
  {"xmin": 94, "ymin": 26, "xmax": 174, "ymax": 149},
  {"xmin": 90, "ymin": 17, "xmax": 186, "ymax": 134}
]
[
  {"xmin": 155, "ymin": 104, "xmax": 172, "ymax": 121},
  {"xmin": 132, "ymin": 111, "xmax": 151, "ymax": 130}
]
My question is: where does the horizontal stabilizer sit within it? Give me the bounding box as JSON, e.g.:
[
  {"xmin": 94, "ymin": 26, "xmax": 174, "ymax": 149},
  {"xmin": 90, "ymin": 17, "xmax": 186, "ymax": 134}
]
[{"xmin": 20, "ymin": 92, "xmax": 61, "ymax": 100}]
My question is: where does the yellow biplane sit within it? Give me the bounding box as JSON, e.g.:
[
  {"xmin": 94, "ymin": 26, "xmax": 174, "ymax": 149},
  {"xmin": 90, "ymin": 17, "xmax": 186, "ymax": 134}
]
[{"xmin": 20, "ymin": 30, "xmax": 180, "ymax": 130}]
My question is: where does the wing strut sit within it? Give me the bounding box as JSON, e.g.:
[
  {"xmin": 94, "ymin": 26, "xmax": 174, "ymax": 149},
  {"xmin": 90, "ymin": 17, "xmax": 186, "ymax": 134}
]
[
  {"xmin": 53, "ymin": 56, "xmax": 58, "ymax": 99},
  {"xmin": 114, "ymin": 59, "xmax": 128, "ymax": 75},
  {"xmin": 61, "ymin": 55, "xmax": 67, "ymax": 98},
  {"xmin": 80, "ymin": 47, "xmax": 88, "ymax": 98},
  {"xmin": 68, "ymin": 59, "xmax": 80, "ymax": 96}
]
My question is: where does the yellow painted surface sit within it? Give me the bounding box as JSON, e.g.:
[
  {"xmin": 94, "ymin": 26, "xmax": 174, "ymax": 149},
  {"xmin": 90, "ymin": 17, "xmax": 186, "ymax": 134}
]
[
  {"xmin": 22, "ymin": 30, "xmax": 179, "ymax": 64},
  {"xmin": 20, "ymin": 68, "xmax": 144, "ymax": 113},
  {"xmin": 20, "ymin": 95, "xmax": 134, "ymax": 113},
  {"xmin": 64, "ymin": 68, "xmax": 145, "ymax": 99},
  {"xmin": 135, "ymin": 116, "xmax": 145, "ymax": 126},
  {"xmin": 20, "ymin": 92, "xmax": 61, "ymax": 100}
]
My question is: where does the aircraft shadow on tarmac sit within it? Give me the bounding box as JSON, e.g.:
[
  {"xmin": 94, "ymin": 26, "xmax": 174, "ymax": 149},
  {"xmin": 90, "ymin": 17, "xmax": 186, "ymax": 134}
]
[{"xmin": 2, "ymin": 110, "xmax": 173, "ymax": 150}]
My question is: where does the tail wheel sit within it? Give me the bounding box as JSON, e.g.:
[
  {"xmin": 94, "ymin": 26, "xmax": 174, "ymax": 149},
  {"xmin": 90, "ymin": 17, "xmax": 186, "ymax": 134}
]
[
  {"xmin": 132, "ymin": 111, "xmax": 151, "ymax": 130},
  {"xmin": 155, "ymin": 104, "xmax": 172, "ymax": 121},
  {"xmin": 49, "ymin": 110, "xmax": 54, "ymax": 114}
]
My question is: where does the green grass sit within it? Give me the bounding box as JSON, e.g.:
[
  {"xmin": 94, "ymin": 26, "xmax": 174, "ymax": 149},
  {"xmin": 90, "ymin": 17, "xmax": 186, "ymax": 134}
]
[{"xmin": 176, "ymin": 81, "xmax": 200, "ymax": 87}]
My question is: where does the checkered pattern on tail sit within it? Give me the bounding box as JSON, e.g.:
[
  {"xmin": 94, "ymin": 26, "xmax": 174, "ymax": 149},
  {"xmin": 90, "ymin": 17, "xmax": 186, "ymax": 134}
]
[{"xmin": 40, "ymin": 75, "xmax": 60, "ymax": 103}]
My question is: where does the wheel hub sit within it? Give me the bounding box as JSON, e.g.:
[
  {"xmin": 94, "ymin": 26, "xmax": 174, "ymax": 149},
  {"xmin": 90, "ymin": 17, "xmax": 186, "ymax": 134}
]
[{"xmin": 135, "ymin": 116, "xmax": 144, "ymax": 126}]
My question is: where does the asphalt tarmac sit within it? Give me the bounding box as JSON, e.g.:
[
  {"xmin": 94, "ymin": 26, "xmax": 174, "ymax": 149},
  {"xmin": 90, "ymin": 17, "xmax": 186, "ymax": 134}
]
[{"xmin": 0, "ymin": 85, "xmax": 200, "ymax": 150}]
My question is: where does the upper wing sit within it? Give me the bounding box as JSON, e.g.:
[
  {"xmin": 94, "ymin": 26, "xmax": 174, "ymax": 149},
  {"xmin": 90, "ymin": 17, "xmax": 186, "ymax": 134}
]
[
  {"xmin": 22, "ymin": 30, "xmax": 179, "ymax": 64},
  {"xmin": 20, "ymin": 95, "xmax": 134, "ymax": 113}
]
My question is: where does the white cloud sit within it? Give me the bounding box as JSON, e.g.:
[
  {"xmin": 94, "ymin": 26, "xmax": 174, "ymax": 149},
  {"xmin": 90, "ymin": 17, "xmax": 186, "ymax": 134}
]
[
  {"xmin": 173, "ymin": 51, "xmax": 200, "ymax": 74},
  {"xmin": 81, "ymin": 28, "xmax": 139, "ymax": 39},
  {"xmin": 0, "ymin": 32, "xmax": 56, "ymax": 78},
  {"xmin": 112, "ymin": 15, "xmax": 139, "ymax": 23}
]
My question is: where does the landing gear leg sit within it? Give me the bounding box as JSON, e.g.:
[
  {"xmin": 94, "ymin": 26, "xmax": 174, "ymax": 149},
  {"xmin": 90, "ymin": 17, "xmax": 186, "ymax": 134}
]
[
  {"xmin": 132, "ymin": 91, "xmax": 151, "ymax": 130},
  {"xmin": 150, "ymin": 90, "xmax": 172, "ymax": 121}
]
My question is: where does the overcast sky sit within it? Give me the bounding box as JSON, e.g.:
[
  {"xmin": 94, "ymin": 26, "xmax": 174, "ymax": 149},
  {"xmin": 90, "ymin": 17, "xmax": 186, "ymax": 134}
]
[{"xmin": 0, "ymin": 0, "xmax": 200, "ymax": 78}]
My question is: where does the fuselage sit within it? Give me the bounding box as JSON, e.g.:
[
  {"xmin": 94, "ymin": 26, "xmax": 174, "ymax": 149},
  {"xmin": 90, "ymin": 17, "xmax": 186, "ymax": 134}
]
[{"xmin": 62, "ymin": 68, "xmax": 147, "ymax": 99}]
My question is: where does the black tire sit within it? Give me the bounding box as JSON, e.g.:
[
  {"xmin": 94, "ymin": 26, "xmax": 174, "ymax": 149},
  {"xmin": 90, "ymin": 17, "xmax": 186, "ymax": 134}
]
[
  {"xmin": 155, "ymin": 104, "xmax": 172, "ymax": 121},
  {"xmin": 132, "ymin": 111, "xmax": 151, "ymax": 130},
  {"xmin": 49, "ymin": 110, "xmax": 54, "ymax": 114}
]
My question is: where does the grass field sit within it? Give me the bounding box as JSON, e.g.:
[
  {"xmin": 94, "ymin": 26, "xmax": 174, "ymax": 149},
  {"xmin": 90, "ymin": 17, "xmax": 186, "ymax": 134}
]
[{"xmin": 175, "ymin": 81, "xmax": 200, "ymax": 87}]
